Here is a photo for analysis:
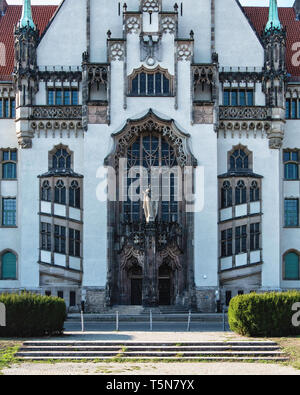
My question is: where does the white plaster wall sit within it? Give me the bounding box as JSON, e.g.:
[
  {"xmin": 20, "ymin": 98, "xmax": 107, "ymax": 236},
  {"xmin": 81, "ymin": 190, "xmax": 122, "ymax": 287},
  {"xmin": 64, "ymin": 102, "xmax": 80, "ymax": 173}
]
[
  {"xmin": 281, "ymin": 120, "xmax": 300, "ymax": 289},
  {"xmin": 0, "ymin": 119, "xmax": 19, "ymax": 288},
  {"xmin": 215, "ymin": 0, "xmax": 264, "ymax": 68},
  {"xmin": 37, "ymin": 0, "xmax": 86, "ymax": 66}
]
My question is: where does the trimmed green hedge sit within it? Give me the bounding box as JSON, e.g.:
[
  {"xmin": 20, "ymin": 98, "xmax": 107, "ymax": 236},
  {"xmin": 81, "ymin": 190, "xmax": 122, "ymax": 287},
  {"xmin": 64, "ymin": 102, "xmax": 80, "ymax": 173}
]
[
  {"xmin": 228, "ymin": 291, "xmax": 300, "ymax": 337},
  {"xmin": 0, "ymin": 292, "xmax": 66, "ymax": 337}
]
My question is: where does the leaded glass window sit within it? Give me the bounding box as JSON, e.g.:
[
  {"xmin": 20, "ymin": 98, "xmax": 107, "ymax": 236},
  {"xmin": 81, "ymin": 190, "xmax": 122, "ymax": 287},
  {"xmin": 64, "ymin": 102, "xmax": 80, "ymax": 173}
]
[
  {"xmin": 285, "ymin": 199, "xmax": 299, "ymax": 227},
  {"xmin": 284, "ymin": 150, "xmax": 299, "ymax": 180},
  {"xmin": 124, "ymin": 134, "xmax": 179, "ymax": 222},
  {"xmin": 52, "ymin": 148, "xmax": 71, "ymax": 170},
  {"xmin": 230, "ymin": 149, "xmax": 249, "ymax": 171},
  {"xmin": 235, "ymin": 180, "xmax": 247, "ymax": 205},
  {"xmin": 2, "ymin": 198, "xmax": 16, "ymax": 226},
  {"xmin": 55, "ymin": 180, "xmax": 66, "ymax": 205},
  {"xmin": 69, "ymin": 180, "xmax": 80, "ymax": 209},
  {"xmin": 221, "ymin": 181, "xmax": 232, "ymax": 208}
]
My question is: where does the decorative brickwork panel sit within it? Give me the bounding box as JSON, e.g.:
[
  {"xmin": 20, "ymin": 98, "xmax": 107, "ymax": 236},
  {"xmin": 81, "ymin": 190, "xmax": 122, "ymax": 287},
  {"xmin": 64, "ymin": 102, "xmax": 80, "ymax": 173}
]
[
  {"xmin": 194, "ymin": 105, "xmax": 214, "ymax": 124},
  {"xmin": 88, "ymin": 105, "xmax": 108, "ymax": 124}
]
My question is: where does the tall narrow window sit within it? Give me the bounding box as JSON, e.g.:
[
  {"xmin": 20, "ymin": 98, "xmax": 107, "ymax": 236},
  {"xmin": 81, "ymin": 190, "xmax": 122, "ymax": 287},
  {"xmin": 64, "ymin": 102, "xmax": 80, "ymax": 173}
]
[
  {"xmin": 41, "ymin": 222, "xmax": 51, "ymax": 251},
  {"xmin": 250, "ymin": 223, "xmax": 260, "ymax": 251},
  {"xmin": 41, "ymin": 180, "xmax": 51, "ymax": 202},
  {"xmin": 54, "ymin": 225, "xmax": 66, "ymax": 254},
  {"xmin": 235, "ymin": 180, "xmax": 247, "ymax": 205},
  {"xmin": 1, "ymin": 252, "xmax": 17, "ymax": 280},
  {"xmin": 2, "ymin": 150, "xmax": 17, "ymax": 179},
  {"xmin": 54, "ymin": 180, "xmax": 66, "ymax": 205},
  {"xmin": 69, "ymin": 180, "xmax": 80, "ymax": 209},
  {"xmin": 284, "ymin": 199, "xmax": 299, "ymax": 227},
  {"xmin": 250, "ymin": 181, "xmax": 260, "ymax": 202},
  {"xmin": 221, "ymin": 181, "xmax": 232, "ymax": 208},
  {"xmin": 284, "ymin": 150, "xmax": 299, "ymax": 180},
  {"xmin": 221, "ymin": 228, "xmax": 233, "ymax": 257},
  {"xmin": 284, "ymin": 252, "xmax": 300, "ymax": 280},
  {"xmin": 2, "ymin": 198, "xmax": 16, "ymax": 226},
  {"xmin": 235, "ymin": 225, "xmax": 247, "ymax": 254},
  {"xmin": 69, "ymin": 228, "xmax": 80, "ymax": 257}
]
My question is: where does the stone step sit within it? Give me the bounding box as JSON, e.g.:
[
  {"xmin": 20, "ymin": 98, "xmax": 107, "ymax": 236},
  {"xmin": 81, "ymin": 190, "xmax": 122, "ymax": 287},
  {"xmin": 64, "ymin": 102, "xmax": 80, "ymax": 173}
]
[
  {"xmin": 17, "ymin": 356, "xmax": 289, "ymax": 361},
  {"xmin": 18, "ymin": 346, "xmax": 280, "ymax": 352},
  {"xmin": 22, "ymin": 341, "xmax": 278, "ymax": 347},
  {"xmin": 16, "ymin": 340, "xmax": 288, "ymax": 362}
]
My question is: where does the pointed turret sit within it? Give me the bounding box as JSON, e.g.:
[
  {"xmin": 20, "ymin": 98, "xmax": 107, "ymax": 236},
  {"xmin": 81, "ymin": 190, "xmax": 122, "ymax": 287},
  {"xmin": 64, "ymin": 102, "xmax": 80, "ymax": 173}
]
[
  {"xmin": 20, "ymin": 0, "xmax": 36, "ymax": 30},
  {"xmin": 265, "ymin": 0, "xmax": 282, "ymax": 32}
]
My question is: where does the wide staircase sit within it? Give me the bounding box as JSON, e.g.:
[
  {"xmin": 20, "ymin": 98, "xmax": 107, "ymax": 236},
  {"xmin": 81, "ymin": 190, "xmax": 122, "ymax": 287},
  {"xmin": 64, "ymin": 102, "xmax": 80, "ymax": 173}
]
[{"xmin": 16, "ymin": 341, "xmax": 288, "ymax": 362}]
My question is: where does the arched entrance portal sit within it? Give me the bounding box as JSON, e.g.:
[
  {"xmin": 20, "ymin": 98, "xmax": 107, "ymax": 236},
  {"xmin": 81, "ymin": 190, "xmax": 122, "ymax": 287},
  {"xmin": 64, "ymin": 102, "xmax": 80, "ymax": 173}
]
[{"xmin": 105, "ymin": 110, "xmax": 197, "ymax": 308}]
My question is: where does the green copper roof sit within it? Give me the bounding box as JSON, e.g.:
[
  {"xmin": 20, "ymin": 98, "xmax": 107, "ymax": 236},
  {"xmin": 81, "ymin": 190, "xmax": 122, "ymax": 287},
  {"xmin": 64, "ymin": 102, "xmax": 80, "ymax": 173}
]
[
  {"xmin": 20, "ymin": 0, "xmax": 36, "ymax": 30},
  {"xmin": 265, "ymin": 0, "xmax": 282, "ymax": 31}
]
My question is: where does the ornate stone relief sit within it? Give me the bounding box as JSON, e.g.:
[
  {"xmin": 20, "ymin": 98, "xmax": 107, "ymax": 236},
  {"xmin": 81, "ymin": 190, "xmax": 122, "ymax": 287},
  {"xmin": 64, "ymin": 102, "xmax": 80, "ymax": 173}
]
[
  {"xmin": 108, "ymin": 41, "xmax": 125, "ymax": 62},
  {"xmin": 32, "ymin": 106, "xmax": 82, "ymax": 120},
  {"xmin": 161, "ymin": 16, "xmax": 176, "ymax": 34},
  {"xmin": 219, "ymin": 106, "xmax": 271, "ymax": 121},
  {"xmin": 141, "ymin": 0, "xmax": 160, "ymax": 12},
  {"xmin": 106, "ymin": 110, "xmax": 197, "ymax": 168},
  {"xmin": 177, "ymin": 42, "xmax": 193, "ymax": 61},
  {"xmin": 193, "ymin": 105, "xmax": 214, "ymax": 124},
  {"xmin": 140, "ymin": 34, "xmax": 161, "ymax": 66},
  {"xmin": 125, "ymin": 16, "xmax": 141, "ymax": 34},
  {"xmin": 88, "ymin": 105, "xmax": 108, "ymax": 124}
]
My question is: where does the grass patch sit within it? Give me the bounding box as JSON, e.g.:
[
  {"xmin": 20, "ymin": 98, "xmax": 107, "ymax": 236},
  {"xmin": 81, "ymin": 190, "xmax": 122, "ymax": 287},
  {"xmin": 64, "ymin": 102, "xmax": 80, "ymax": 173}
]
[
  {"xmin": 275, "ymin": 337, "xmax": 300, "ymax": 370},
  {"xmin": 0, "ymin": 341, "xmax": 21, "ymax": 373}
]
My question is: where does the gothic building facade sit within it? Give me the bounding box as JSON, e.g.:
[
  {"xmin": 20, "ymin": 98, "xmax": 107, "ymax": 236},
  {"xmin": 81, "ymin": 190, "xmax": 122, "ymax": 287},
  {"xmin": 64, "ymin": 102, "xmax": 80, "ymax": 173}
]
[{"xmin": 0, "ymin": 0, "xmax": 299, "ymax": 312}]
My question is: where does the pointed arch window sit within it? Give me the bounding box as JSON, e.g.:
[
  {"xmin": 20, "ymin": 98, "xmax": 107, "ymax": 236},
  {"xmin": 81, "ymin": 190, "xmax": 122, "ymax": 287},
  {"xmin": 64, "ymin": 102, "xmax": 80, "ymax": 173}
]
[
  {"xmin": 124, "ymin": 134, "xmax": 179, "ymax": 222},
  {"xmin": 230, "ymin": 149, "xmax": 249, "ymax": 171},
  {"xmin": 52, "ymin": 148, "xmax": 72, "ymax": 171},
  {"xmin": 69, "ymin": 180, "xmax": 80, "ymax": 209},
  {"xmin": 235, "ymin": 180, "xmax": 247, "ymax": 205},
  {"xmin": 54, "ymin": 180, "xmax": 66, "ymax": 205},
  {"xmin": 221, "ymin": 181, "xmax": 232, "ymax": 208},
  {"xmin": 41, "ymin": 180, "xmax": 51, "ymax": 202},
  {"xmin": 250, "ymin": 181, "xmax": 260, "ymax": 202}
]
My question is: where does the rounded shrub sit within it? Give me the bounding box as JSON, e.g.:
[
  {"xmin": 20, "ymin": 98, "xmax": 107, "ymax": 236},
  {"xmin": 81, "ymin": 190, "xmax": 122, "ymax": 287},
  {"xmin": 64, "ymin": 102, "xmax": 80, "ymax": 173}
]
[
  {"xmin": 228, "ymin": 291, "xmax": 300, "ymax": 337},
  {"xmin": 0, "ymin": 292, "xmax": 67, "ymax": 337}
]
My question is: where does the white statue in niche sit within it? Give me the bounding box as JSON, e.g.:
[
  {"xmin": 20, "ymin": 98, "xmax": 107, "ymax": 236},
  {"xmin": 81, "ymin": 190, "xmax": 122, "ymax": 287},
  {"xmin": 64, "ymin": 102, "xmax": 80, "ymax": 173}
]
[{"xmin": 143, "ymin": 187, "xmax": 158, "ymax": 223}]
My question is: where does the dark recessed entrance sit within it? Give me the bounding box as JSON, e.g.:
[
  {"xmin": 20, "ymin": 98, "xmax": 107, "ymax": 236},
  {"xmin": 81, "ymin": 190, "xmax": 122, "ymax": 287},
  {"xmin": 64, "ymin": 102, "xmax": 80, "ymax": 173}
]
[
  {"xmin": 158, "ymin": 263, "xmax": 172, "ymax": 305},
  {"xmin": 159, "ymin": 279, "xmax": 171, "ymax": 305},
  {"xmin": 129, "ymin": 263, "xmax": 143, "ymax": 305}
]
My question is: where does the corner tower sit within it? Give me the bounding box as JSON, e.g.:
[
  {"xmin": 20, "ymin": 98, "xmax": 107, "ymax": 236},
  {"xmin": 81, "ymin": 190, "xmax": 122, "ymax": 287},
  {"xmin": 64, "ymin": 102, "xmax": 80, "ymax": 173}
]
[
  {"xmin": 262, "ymin": 0, "xmax": 287, "ymax": 148},
  {"xmin": 14, "ymin": 0, "xmax": 39, "ymax": 148}
]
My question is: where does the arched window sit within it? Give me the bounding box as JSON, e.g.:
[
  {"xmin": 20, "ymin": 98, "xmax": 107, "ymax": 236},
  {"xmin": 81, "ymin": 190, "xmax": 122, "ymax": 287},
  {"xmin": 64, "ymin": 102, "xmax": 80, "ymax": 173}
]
[
  {"xmin": 124, "ymin": 134, "xmax": 179, "ymax": 222},
  {"xmin": 235, "ymin": 180, "xmax": 247, "ymax": 205},
  {"xmin": 52, "ymin": 148, "xmax": 72, "ymax": 170},
  {"xmin": 230, "ymin": 148, "xmax": 249, "ymax": 171},
  {"xmin": 41, "ymin": 180, "xmax": 51, "ymax": 202},
  {"xmin": 1, "ymin": 252, "xmax": 17, "ymax": 280},
  {"xmin": 221, "ymin": 181, "xmax": 232, "ymax": 208},
  {"xmin": 54, "ymin": 180, "xmax": 66, "ymax": 205},
  {"xmin": 129, "ymin": 66, "xmax": 173, "ymax": 96},
  {"xmin": 250, "ymin": 181, "xmax": 260, "ymax": 202},
  {"xmin": 1, "ymin": 150, "xmax": 17, "ymax": 179},
  {"xmin": 284, "ymin": 252, "xmax": 300, "ymax": 280},
  {"xmin": 69, "ymin": 180, "xmax": 80, "ymax": 209}
]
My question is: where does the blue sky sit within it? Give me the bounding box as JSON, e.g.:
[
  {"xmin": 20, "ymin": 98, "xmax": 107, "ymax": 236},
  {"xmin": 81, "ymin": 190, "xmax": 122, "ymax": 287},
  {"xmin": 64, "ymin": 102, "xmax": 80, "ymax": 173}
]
[{"xmin": 4, "ymin": 0, "xmax": 296, "ymax": 6}]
